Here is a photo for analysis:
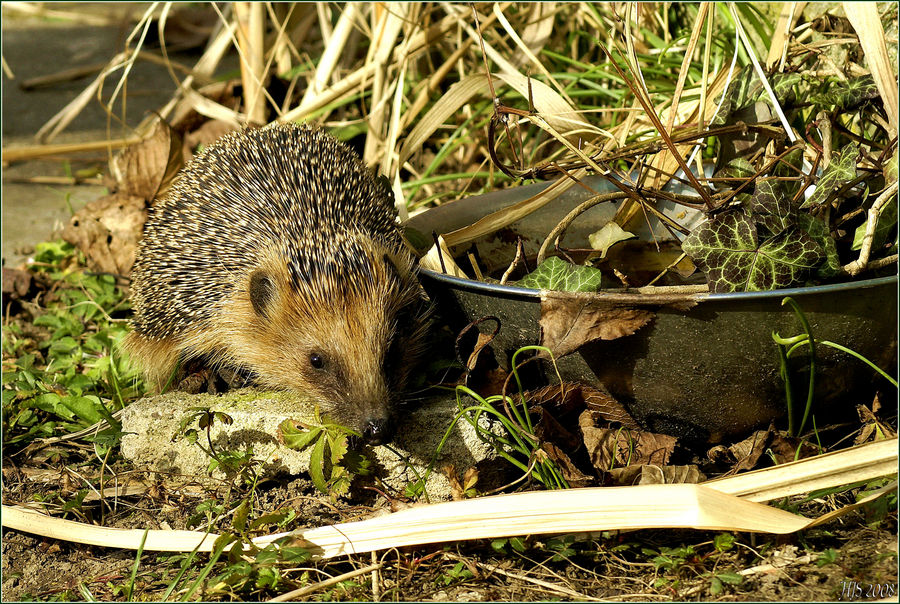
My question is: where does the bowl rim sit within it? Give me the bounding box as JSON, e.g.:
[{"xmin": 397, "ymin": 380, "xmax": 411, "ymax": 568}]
[{"xmin": 418, "ymin": 269, "xmax": 899, "ymax": 302}]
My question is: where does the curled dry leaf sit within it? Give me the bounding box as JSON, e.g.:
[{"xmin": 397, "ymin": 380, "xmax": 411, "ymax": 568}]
[
  {"xmin": 579, "ymin": 409, "xmax": 677, "ymax": 474},
  {"xmin": 182, "ymin": 119, "xmax": 237, "ymax": 161},
  {"xmin": 582, "ymin": 387, "xmax": 641, "ymax": 429},
  {"xmin": 2, "ymin": 268, "xmax": 32, "ymax": 299},
  {"xmin": 713, "ymin": 424, "xmax": 818, "ymax": 476},
  {"xmin": 607, "ymin": 464, "xmax": 705, "ymax": 486},
  {"xmin": 109, "ymin": 120, "xmax": 184, "ymax": 201},
  {"xmin": 530, "ymin": 406, "xmax": 581, "ymax": 452},
  {"xmin": 524, "ymin": 383, "xmax": 639, "ymax": 429},
  {"xmin": 713, "ymin": 427, "xmax": 772, "ymax": 475},
  {"xmin": 540, "ymin": 442, "xmax": 594, "ymax": 487},
  {"xmin": 538, "ymin": 295, "xmax": 655, "ymax": 358},
  {"xmin": 581, "ymin": 425, "xmax": 677, "ymax": 475},
  {"xmin": 454, "ymin": 318, "xmax": 508, "ymax": 396},
  {"xmin": 61, "ymin": 194, "xmax": 147, "ymax": 275}
]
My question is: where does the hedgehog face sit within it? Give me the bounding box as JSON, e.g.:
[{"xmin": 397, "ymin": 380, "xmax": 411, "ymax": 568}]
[{"xmin": 230, "ymin": 243, "xmax": 427, "ymax": 445}]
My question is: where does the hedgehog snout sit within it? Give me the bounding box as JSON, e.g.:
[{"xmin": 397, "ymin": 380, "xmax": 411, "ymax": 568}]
[{"xmin": 362, "ymin": 416, "xmax": 394, "ymax": 446}]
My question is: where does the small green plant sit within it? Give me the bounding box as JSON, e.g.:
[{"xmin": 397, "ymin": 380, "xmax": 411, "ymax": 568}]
[
  {"xmin": 2, "ymin": 241, "xmax": 144, "ymax": 453},
  {"xmin": 773, "ymin": 296, "xmax": 898, "ymax": 436},
  {"xmin": 816, "ymin": 548, "xmax": 839, "ymax": 567},
  {"xmin": 450, "ymin": 346, "xmax": 569, "ymax": 490},
  {"xmin": 491, "ymin": 536, "xmax": 527, "ymax": 555},
  {"xmin": 169, "ymin": 497, "xmax": 312, "ymax": 600},
  {"xmin": 706, "ymin": 570, "xmax": 743, "ymax": 595},
  {"xmin": 279, "ymin": 410, "xmax": 369, "ymax": 496},
  {"xmin": 437, "ymin": 561, "xmax": 474, "ymax": 586}
]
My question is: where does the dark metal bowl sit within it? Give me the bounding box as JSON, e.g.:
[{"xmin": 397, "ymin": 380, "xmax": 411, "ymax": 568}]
[{"xmin": 407, "ymin": 180, "xmax": 898, "ymax": 441}]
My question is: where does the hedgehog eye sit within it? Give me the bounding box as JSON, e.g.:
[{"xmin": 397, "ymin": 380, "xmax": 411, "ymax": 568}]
[
  {"xmin": 309, "ymin": 352, "xmax": 325, "ymax": 369},
  {"xmin": 249, "ymin": 270, "xmax": 276, "ymax": 317}
]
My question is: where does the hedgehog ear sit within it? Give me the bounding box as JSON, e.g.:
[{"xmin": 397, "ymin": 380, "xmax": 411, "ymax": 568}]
[{"xmin": 249, "ymin": 270, "xmax": 276, "ymax": 318}]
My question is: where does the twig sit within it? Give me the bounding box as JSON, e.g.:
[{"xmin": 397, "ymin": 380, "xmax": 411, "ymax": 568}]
[
  {"xmin": 499, "ymin": 239, "xmax": 525, "ymax": 285},
  {"xmin": 266, "ymin": 563, "xmax": 382, "ymax": 602},
  {"xmin": 842, "ymin": 181, "xmax": 899, "ymax": 276},
  {"xmin": 536, "ymin": 192, "xmax": 626, "ymax": 265},
  {"xmin": 448, "ymin": 554, "xmax": 604, "ymax": 602},
  {"xmin": 645, "ymin": 252, "xmax": 689, "ymax": 287}
]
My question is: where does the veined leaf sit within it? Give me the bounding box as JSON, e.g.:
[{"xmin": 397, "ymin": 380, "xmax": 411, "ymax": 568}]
[
  {"xmin": 852, "ymin": 196, "xmax": 898, "ymax": 251},
  {"xmin": 712, "ymin": 68, "xmax": 803, "ymax": 125},
  {"xmin": 810, "ymin": 75, "xmax": 879, "ymax": 112},
  {"xmin": 682, "ymin": 209, "xmax": 824, "ymax": 292},
  {"xmin": 748, "ymin": 178, "xmax": 793, "ymax": 236},
  {"xmin": 588, "ymin": 221, "xmax": 636, "ymax": 258},
  {"xmin": 516, "ymin": 256, "xmax": 603, "ymax": 292},
  {"xmin": 796, "ymin": 213, "xmax": 841, "ymax": 279},
  {"xmin": 801, "ymin": 149, "xmax": 859, "ymax": 209}
]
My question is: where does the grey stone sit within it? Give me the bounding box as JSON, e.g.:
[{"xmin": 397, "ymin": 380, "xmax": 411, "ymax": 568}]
[{"xmin": 119, "ymin": 388, "xmax": 503, "ymax": 501}]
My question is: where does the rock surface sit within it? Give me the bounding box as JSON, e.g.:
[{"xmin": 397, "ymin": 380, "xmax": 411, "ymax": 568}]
[{"xmin": 120, "ymin": 389, "xmax": 503, "ymax": 501}]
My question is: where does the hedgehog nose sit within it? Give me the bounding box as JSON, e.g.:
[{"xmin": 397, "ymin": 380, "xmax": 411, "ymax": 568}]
[{"xmin": 363, "ymin": 417, "xmax": 393, "ymax": 445}]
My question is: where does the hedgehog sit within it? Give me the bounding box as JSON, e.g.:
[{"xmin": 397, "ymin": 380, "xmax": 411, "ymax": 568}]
[{"xmin": 124, "ymin": 123, "xmax": 429, "ymax": 445}]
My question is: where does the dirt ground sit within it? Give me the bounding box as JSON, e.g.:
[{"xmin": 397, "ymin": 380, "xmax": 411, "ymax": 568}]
[{"xmin": 1, "ymin": 468, "xmax": 897, "ymax": 601}]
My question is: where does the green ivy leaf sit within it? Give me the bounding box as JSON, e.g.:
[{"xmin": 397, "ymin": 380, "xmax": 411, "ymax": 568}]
[
  {"xmin": 516, "ymin": 256, "xmax": 603, "ymax": 292},
  {"xmin": 748, "ymin": 178, "xmax": 793, "ymax": 236},
  {"xmin": 712, "ymin": 68, "xmax": 804, "ymax": 125},
  {"xmin": 810, "ymin": 75, "xmax": 879, "ymax": 112},
  {"xmin": 682, "ymin": 209, "xmax": 825, "ymax": 292},
  {"xmin": 796, "ymin": 213, "xmax": 841, "ymax": 279},
  {"xmin": 801, "ymin": 149, "xmax": 858, "ymax": 209},
  {"xmin": 884, "ymin": 146, "xmax": 898, "ymax": 185},
  {"xmin": 852, "ymin": 196, "xmax": 898, "ymax": 251},
  {"xmin": 716, "ymin": 157, "xmax": 755, "ymax": 181}
]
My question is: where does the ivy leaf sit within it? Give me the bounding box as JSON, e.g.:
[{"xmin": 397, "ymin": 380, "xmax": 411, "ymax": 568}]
[
  {"xmin": 748, "ymin": 178, "xmax": 793, "ymax": 236},
  {"xmin": 801, "ymin": 149, "xmax": 859, "ymax": 209},
  {"xmin": 588, "ymin": 221, "xmax": 636, "ymax": 258},
  {"xmin": 682, "ymin": 209, "xmax": 825, "ymax": 292},
  {"xmin": 516, "ymin": 256, "xmax": 603, "ymax": 292},
  {"xmin": 716, "ymin": 157, "xmax": 755, "ymax": 181},
  {"xmin": 884, "ymin": 145, "xmax": 898, "ymax": 185},
  {"xmin": 796, "ymin": 213, "xmax": 841, "ymax": 279},
  {"xmin": 852, "ymin": 197, "xmax": 898, "ymax": 252},
  {"xmin": 712, "ymin": 68, "xmax": 804, "ymax": 125},
  {"xmin": 810, "ymin": 75, "xmax": 879, "ymax": 112}
]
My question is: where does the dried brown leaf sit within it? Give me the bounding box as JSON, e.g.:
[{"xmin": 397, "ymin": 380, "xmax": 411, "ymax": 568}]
[
  {"xmin": 2, "ymin": 268, "xmax": 32, "ymax": 299},
  {"xmin": 531, "ymin": 407, "xmax": 581, "ymax": 452},
  {"xmin": 539, "ymin": 297, "xmax": 654, "ymax": 358},
  {"xmin": 182, "ymin": 119, "xmax": 237, "ymax": 161},
  {"xmin": 581, "ymin": 389, "xmax": 641, "ymax": 429},
  {"xmin": 61, "ymin": 193, "xmax": 147, "ymax": 275},
  {"xmin": 582, "ymin": 423, "xmax": 676, "ymax": 473},
  {"xmin": 109, "ymin": 121, "xmax": 184, "ymax": 202},
  {"xmin": 540, "ymin": 442, "xmax": 594, "ymax": 487},
  {"xmin": 608, "ymin": 464, "xmax": 705, "ymax": 486},
  {"xmin": 720, "ymin": 428, "xmax": 772, "ymax": 475},
  {"xmin": 768, "ymin": 433, "xmax": 818, "ymax": 465}
]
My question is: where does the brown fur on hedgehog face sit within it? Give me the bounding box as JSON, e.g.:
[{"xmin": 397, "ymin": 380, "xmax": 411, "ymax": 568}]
[{"xmin": 175, "ymin": 234, "xmax": 427, "ymax": 443}]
